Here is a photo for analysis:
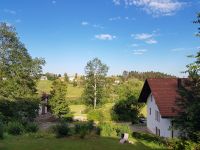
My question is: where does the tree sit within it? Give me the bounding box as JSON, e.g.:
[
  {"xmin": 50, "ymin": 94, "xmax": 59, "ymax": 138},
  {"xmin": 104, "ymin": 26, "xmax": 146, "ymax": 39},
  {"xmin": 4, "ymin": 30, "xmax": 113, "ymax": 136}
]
[
  {"xmin": 64, "ymin": 73, "xmax": 69, "ymax": 82},
  {"xmin": 174, "ymin": 14, "xmax": 200, "ymax": 142},
  {"xmin": 49, "ymin": 80, "xmax": 69, "ymax": 119},
  {"xmin": 0, "ymin": 22, "xmax": 45, "ymax": 99},
  {"xmin": 113, "ymin": 96, "xmax": 143, "ymax": 123},
  {"xmin": 83, "ymin": 58, "xmax": 109, "ymax": 109}
]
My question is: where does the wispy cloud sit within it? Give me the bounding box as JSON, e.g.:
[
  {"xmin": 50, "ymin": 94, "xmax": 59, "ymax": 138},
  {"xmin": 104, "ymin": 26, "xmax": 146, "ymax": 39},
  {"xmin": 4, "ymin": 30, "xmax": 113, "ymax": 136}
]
[
  {"xmin": 113, "ymin": 0, "xmax": 121, "ymax": 5},
  {"xmin": 81, "ymin": 21, "xmax": 104, "ymax": 29},
  {"xmin": 81, "ymin": 21, "xmax": 89, "ymax": 26},
  {"xmin": 132, "ymin": 32, "xmax": 158, "ymax": 44},
  {"xmin": 133, "ymin": 49, "xmax": 147, "ymax": 55},
  {"xmin": 112, "ymin": 0, "xmax": 186, "ymax": 17},
  {"xmin": 132, "ymin": 33, "xmax": 154, "ymax": 40},
  {"xmin": 95, "ymin": 34, "xmax": 116, "ymax": 40},
  {"xmin": 171, "ymin": 47, "xmax": 198, "ymax": 52},
  {"xmin": 52, "ymin": 0, "xmax": 56, "ymax": 4},
  {"xmin": 145, "ymin": 39, "xmax": 157, "ymax": 44},
  {"xmin": 131, "ymin": 43, "xmax": 139, "ymax": 47},
  {"xmin": 109, "ymin": 16, "xmax": 135, "ymax": 21},
  {"xmin": 3, "ymin": 9, "xmax": 16, "ymax": 15}
]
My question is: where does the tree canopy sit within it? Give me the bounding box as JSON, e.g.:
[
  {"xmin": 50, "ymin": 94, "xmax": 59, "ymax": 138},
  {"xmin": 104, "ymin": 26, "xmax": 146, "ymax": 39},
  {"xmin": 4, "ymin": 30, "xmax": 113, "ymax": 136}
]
[
  {"xmin": 0, "ymin": 22, "xmax": 45, "ymax": 99},
  {"xmin": 83, "ymin": 58, "xmax": 109, "ymax": 109}
]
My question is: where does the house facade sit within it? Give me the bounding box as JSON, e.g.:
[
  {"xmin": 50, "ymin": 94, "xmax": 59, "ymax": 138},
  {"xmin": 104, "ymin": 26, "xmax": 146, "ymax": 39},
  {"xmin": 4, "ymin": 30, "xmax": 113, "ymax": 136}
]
[{"xmin": 138, "ymin": 78, "xmax": 186, "ymax": 138}]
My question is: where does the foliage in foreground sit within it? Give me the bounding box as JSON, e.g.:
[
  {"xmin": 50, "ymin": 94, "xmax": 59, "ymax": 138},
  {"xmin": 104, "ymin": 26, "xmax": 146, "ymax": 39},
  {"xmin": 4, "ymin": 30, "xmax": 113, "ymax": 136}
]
[
  {"xmin": 0, "ymin": 22, "xmax": 45, "ymax": 99},
  {"xmin": 174, "ymin": 14, "xmax": 200, "ymax": 142},
  {"xmin": 0, "ymin": 98, "xmax": 39, "ymax": 123}
]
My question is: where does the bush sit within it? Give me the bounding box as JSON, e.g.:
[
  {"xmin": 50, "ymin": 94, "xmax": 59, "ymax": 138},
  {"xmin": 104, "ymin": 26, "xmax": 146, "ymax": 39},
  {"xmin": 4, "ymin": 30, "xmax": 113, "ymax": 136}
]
[
  {"xmin": 0, "ymin": 98, "xmax": 39, "ymax": 123},
  {"xmin": 6, "ymin": 121, "xmax": 24, "ymax": 135},
  {"xmin": 0, "ymin": 122, "xmax": 4, "ymax": 139},
  {"xmin": 74, "ymin": 121, "xmax": 94, "ymax": 138},
  {"xmin": 99, "ymin": 122, "xmax": 131, "ymax": 138},
  {"xmin": 87, "ymin": 109, "xmax": 104, "ymax": 123},
  {"xmin": 52, "ymin": 123, "xmax": 71, "ymax": 138},
  {"xmin": 167, "ymin": 139, "xmax": 200, "ymax": 150},
  {"xmin": 132, "ymin": 131, "xmax": 166, "ymax": 145},
  {"xmin": 112, "ymin": 97, "xmax": 142, "ymax": 123},
  {"xmin": 25, "ymin": 122, "xmax": 39, "ymax": 133}
]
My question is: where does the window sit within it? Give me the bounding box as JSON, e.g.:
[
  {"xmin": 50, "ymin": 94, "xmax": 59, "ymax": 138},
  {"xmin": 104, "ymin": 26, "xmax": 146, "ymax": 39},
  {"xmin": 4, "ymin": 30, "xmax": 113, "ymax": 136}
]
[
  {"xmin": 155, "ymin": 110, "xmax": 160, "ymax": 122},
  {"xmin": 156, "ymin": 127, "xmax": 160, "ymax": 136},
  {"xmin": 149, "ymin": 108, "xmax": 151, "ymax": 115}
]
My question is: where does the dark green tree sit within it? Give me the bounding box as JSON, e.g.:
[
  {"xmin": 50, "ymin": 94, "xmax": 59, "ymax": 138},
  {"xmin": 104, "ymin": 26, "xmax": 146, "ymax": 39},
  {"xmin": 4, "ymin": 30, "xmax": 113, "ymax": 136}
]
[
  {"xmin": 0, "ymin": 22, "xmax": 45, "ymax": 99},
  {"xmin": 83, "ymin": 58, "xmax": 108, "ymax": 109},
  {"xmin": 49, "ymin": 80, "xmax": 69, "ymax": 119},
  {"xmin": 174, "ymin": 13, "xmax": 200, "ymax": 142}
]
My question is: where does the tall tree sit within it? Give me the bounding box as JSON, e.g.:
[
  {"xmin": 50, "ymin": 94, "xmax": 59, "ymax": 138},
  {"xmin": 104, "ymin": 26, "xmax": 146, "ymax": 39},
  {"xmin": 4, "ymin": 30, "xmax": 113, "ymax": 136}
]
[
  {"xmin": 49, "ymin": 80, "xmax": 69, "ymax": 119},
  {"xmin": 0, "ymin": 22, "xmax": 45, "ymax": 99},
  {"xmin": 174, "ymin": 13, "xmax": 200, "ymax": 141},
  {"xmin": 64, "ymin": 73, "xmax": 69, "ymax": 82},
  {"xmin": 83, "ymin": 58, "xmax": 108, "ymax": 109}
]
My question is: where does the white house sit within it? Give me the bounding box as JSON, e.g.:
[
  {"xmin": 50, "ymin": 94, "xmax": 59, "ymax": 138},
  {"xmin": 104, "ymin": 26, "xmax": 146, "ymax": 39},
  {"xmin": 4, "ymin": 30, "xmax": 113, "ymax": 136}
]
[
  {"xmin": 40, "ymin": 76, "xmax": 48, "ymax": 80},
  {"xmin": 138, "ymin": 78, "xmax": 187, "ymax": 138}
]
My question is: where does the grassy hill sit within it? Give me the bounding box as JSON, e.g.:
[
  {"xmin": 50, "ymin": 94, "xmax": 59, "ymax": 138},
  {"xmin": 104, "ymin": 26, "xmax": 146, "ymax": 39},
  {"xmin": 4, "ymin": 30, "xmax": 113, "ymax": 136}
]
[{"xmin": 37, "ymin": 80, "xmax": 83, "ymax": 100}]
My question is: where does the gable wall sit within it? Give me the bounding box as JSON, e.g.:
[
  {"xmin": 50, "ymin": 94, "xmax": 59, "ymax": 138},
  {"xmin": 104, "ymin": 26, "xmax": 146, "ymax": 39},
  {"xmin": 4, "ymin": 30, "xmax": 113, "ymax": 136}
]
[{"xmin": 146, "ymin": 93, "xmax": 173, "ymax": 137}]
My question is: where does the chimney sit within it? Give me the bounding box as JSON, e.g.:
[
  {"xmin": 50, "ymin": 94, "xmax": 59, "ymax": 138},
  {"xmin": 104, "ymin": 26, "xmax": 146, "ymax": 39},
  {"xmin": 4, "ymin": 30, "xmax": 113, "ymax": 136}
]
[{"xmin": 177, "ymin": 78, "xmax": 182, "ymax": 88}]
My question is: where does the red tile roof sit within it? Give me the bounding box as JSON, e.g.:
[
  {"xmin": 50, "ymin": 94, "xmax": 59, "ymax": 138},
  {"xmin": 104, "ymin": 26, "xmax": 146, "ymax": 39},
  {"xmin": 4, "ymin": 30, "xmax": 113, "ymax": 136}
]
[{"xmin": 138, "ymin": 78, "xmax": 187, "ymax": 118}]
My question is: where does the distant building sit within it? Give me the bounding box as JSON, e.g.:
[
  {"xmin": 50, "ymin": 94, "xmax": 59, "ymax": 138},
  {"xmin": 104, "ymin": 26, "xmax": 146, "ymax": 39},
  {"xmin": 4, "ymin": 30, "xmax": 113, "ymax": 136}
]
[
  {"xmin": 114, "ymin": 80, "xmax": 120, "ymax": 84},
  {"xmin": 69, "ymin": 76, "xmax": 75, "ymax": 82},
  {"xmin": 40, "ymin": 76, "xmax": 48, "ymax": 80}
]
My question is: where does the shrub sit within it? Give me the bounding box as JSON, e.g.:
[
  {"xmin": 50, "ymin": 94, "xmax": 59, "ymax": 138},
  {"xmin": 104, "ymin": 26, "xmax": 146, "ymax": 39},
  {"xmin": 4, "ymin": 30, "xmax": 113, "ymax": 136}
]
[
  {"xmin": 99, "ymin": 123, "xmax": 117, "ymax": 137},
  {"xmin": 0, "ymin": 98, "xmax": 39, "ymax": 123},
  {"xmin": 0, "ymin": 122, "xmax": 4, "ymax": 139},
  {"xmin": 6, "ymin": 121, "xmax": 24, "ymax": 135},
  {"xmin": 25, "ymin": 122, "xmax": 39, "ymax": 133},
  {"xmin": 132, "ymin": 131, "xmax": 167, "ymax": 146},
  {"xmin": 74, "ymin": 121, "xmax": 94, "ymax": 138},
  {"xmin": 99, "ymin": 122, "xmax": 131, "ymax": 138},
  {"xmin": 87, "ymin": 109, "xmax": 104, "ymax": 123},
  {"xmin": 112, "ymin": 97, "xmax": 142, "ymax": 123},
  {"xmin": 115, "ymin": 124, "xmax": 132, "ymax": 137},
  {"xmin": 52, "ymin": 123, "xmax": 71, "ymax": 138},
  {"xmin": 167, "ymin": 139, "xmax": 200, "ymax": 150}
]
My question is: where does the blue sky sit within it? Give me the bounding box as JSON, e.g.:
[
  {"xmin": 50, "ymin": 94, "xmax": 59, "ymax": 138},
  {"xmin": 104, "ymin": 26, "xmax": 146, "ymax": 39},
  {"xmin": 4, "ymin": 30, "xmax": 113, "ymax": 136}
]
[{"xmin": 0, "ymin": 0, "xmax": 200, "ymax": 77}]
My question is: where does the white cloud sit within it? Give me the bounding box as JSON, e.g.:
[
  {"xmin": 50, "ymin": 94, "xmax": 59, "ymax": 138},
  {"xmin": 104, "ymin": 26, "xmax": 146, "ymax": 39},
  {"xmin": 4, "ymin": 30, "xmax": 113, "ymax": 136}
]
[
  {"xmin": 112, "ymin": 0, "xmax": 185, "ymax": 17},
  {"xmin": 131, "ymin": 43, "xmax": 139, "ymax": 47},
  {"xmin": 95, "ymin": 34, "xmax": 116, "ymax": 40},
  {"xmin": 92, "ymin": 24, "xmax": 104, "ymax": 29},
  {"xmin": 132, "ymin": 33, "xmax": 154, "ymax": 40},
  {"xmin": 3, "ymin": 9, "xmax": 16, "ymax": 15},
  {"xmin": 132, "ymin": 32, "xmax": 158, "ymax": 44},
  {"xmin": 145, "ymin": 39, "xmax": 157, "ymax": 44},
  {"xmin": 113, "ymin": 0, "xmax": 121, "ymax": 5},
  {"xmin": 81, "ymin": 21, "xmax": 89, "ymax": 26},
  {"xmin": 133, "ymin": 49, "xmax": 147, "ymax": 55},
  {"xmin": 171, "ymin": 48, "xmax": 185, "ymax": 51},
  {"xmin": 109, "ymin": 16, "xmax": 135, "ymax": 21},
  {"xmin": 109, "ymin": 16, "xmax": 121, "ymax": 21},
  {"xmin": 52, "ymin": 0, "xmax": 56, "ymax": 4}
]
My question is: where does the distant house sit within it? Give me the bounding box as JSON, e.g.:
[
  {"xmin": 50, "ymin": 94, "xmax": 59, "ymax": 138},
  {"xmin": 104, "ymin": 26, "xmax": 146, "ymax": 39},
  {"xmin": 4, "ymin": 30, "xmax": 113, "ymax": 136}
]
[
  {"xmin": 69, "ymin": 76, "xmax": 75, "ymax": 82},
  {"xmin": 114, "ymin": 80, "xmax": 120, "ymax": 84},
  {"xmin": 40, "ymin": 76, "xmax": 48, "ymax": 80},
  {"xmin": 138, "ymin": 78, "xmax": 187, "ymax": 138}
]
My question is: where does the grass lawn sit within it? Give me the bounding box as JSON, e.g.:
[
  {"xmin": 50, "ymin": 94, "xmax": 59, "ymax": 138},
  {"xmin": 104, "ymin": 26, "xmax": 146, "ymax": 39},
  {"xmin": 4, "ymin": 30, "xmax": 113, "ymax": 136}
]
[
  {"xmin": 0, "ymin": 135, "xmax": 168, "ymax": 150},
  {"xmin": 37, "ymin": 80, "xmax": 53, "ymax": 94}
]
